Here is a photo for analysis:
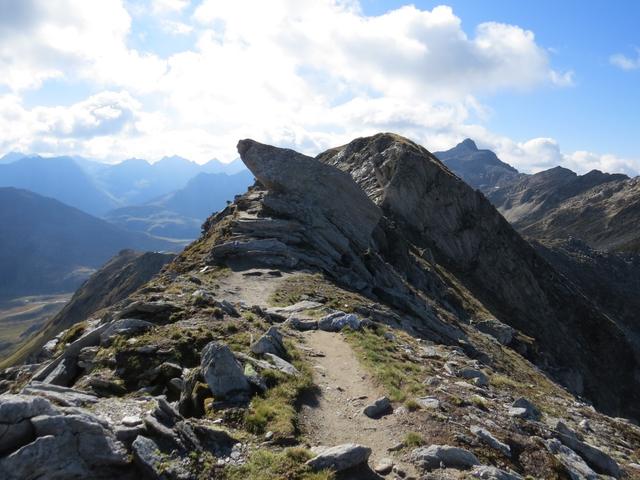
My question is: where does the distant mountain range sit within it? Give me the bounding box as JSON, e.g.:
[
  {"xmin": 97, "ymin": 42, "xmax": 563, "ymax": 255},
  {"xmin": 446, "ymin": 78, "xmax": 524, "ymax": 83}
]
[
  {"xmin": 0, "ymin": 187, "xmax": 180, "ymax": 299},
  {"xmin": 0, "ymin": 152, "xmax": 253, "ymax": 301},
  {"xmin": 105, "ymin": 170, "xmax": 254, "ymax": 239},
  {"xmin": 437, "ymin": 139, "xmax": 640, "ymax": 253},
  {"xmin": 0, "ymin": 152, "xmax": 248, "ymax": 216}
]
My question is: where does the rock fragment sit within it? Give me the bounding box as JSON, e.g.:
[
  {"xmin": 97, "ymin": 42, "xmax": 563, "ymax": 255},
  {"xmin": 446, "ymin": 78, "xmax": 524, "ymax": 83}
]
[{"xmin": 306, "ymin": 443, "xmax": 372, "ymax": 472}]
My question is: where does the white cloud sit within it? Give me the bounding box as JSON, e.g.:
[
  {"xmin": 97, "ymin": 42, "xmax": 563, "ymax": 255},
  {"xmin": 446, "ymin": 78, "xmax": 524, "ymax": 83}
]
[
  {"xmin": 490, "ymin": 136, "xmax": 638, "ymax": 177},
  {"xmin": 6, "ymin": 0, "xmax": 630, "ymax": 177},
  {"xmin": 160, "ymin": 19, "xmax": 193, "ymax": 35},
  {"xmin": 0, "ymin": 0, "xmax": 166, "ymax": 92},
  {"xmin": 152, "ymin": 0, "xmax": 190, "ymax": 14},
  {"xmin": 0, "ymin": 91, "xmax": 141, "ymax": 157},
  {"xmin": 610, "ymin": 48, "xmax": 640, "ymax": 70}
]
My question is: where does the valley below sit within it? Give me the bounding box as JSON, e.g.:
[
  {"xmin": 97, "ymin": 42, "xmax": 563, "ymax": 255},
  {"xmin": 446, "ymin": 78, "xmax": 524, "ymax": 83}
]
[{"xmin": 0, "ymin": 293, "xmax": 72, "ymax": 358}]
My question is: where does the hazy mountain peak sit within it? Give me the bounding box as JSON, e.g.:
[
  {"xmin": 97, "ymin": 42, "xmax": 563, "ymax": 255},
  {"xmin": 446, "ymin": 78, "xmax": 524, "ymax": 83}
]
[{"xmin": 456, "ymin": 138, "xmax": 478, "ymax": 151}]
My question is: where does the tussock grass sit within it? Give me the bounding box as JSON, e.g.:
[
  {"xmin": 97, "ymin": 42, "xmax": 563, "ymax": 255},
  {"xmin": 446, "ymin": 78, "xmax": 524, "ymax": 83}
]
[
  {"xmin": 244, "ymin": 341, "xmax": 316, "ymax": 440},
  {"xmin": 269, "ymin": 273, "xmax": 367, "ymax": 311},
  {"xmin": 225, "ymin": 448, "xmax": 334, "ymax": 480},
  {"xmin": 343, "ymin": 326, "xmax": 426, "ymax": 402},
  {"xmin": 404, "ymin": 431, "xmax": 425, "ymax": 448}
]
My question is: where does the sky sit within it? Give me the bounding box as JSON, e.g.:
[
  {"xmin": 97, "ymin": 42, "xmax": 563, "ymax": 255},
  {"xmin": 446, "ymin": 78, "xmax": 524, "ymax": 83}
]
[{"xmin": 0, "ymin": 0, "xmax": 638, "ymax": 175}]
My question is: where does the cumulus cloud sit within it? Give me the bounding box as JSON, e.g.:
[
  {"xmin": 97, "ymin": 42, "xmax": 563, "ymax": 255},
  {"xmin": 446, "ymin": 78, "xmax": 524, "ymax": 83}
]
[
  {"xmin": 0, "ymin": 91, "xmax": 141, "ymax": 156},
  {"xmin": 610, "ymin": 48, "xmax": 640, "ymax": 70},
  {"xmin": 491, "ymin": 137, "xmax": 638, "ymax": 177},
  {"xmin": 152, "ymin": 0, "xmax": 190, "ymax": 14},
  {"xmin": 4, "ymin": 0, "xmax": 629, "ymax": 176},
  {"xmin": 0, "ymin": 0, "xmax": 166, "ymax": 91}
]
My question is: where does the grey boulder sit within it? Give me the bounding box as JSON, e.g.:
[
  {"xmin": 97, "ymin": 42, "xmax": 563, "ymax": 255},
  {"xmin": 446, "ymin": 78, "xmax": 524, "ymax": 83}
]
[
  {"xmin": 410, "ymin": 444, "xmax": 480, "ymax": 470},
  {"xmin": 470, "ymin": 425, "xmax": 511, "ymax": 457},
  {"xmin": 318, "ymin": 312, "xmax": 364, "ymax": 332},
  {"xmin": 545, "ymin": 438, "xmax": 598, "ymax": 480},
  {"xmin": 508, "ymin": 397, "xmax": 540, "ymax": 420},
  {"xmin": 287, "ymin": 316, "xmax": 318, "ymax": 331},
  {"xmin": 251, "ymin": 326, "xmax": 287, "ymax": 358},
  {"xmin": 306, "ymin": 443, "xmax": 372, "ymax": 472},
  {"xmin": 42, "ymin": 356, "xmax": 78, "ymax": 387},
  {"xmin": 200, "ymin": 341, "xmax": 250, "ymax": 399},
  {"xmin": 458, "ymin": 367, "xmax": 488, "ymax": 387},
  {"xmin": 0, "ymin": 411, "xmax": 128, "ymax": 480},
  {"xmin": 363, "ymin": 396, "xmax": 392, "ymax": 419},
  {"xmin": 552, "ymin": 420, "xmax": 620, "ymax": 478},
  {"xmin": 21, "ymin": 382, "xmax": 99, "ymax": 407},
  {"xmin": 264, "ymin": 353, "xmax": 300, "ymax": 376},
  {"xmin": 471, "ymin": 466, "xmax": 523, "ymax": 480},
  {"xmin": 0, "ymin": 395, "xmax": 57, "ymax": 454},
  {"xmin": 100, "ymin": 318, "xmax": 154, "ymax": 346}
]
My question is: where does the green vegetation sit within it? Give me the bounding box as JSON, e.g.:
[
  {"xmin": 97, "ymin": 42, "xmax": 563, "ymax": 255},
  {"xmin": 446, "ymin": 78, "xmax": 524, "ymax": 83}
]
[
  {"xmin": 490, "ymin": 374, "xmax": 523, "ymax": 389},
  {"xmin": 404, "ymin": 399, "xmax": 421, "ymax": 411},
  {"xmin": 225, "ymin": 448, "xmax": 334, "ymax": 480},
  {"xmin": 244, "ymin": 343, "xmax": 315, "ymax": 440},
  {"xmin": 403, "ymin": 431, "xmax": 425, "ymax": 447},
  {"xmin": 55, "ymin": 320, "xmax": 88, "ymax": 354},
  {"xmin": 343, "ymin": 326, "xmax": 427, "ymax": 402}
]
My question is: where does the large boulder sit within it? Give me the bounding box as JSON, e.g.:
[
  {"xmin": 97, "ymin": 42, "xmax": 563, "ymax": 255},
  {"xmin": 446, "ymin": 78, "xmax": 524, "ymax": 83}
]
[
  {"xmin": 42, "ymin": 356, "xmax": 78, "ymax": 387},
  {"xmin": 306, "ymin": 443, "xmax": 372, "ymax": 472},
  {"xmin": 21, "ymin": 382, "xmax": 99, "ymax": 407},
  {"xmin": 552, "ymin": 420, "xmax": 620, "ymax": 478},
  {"xmin": 470, "ymin": 426, "xmax": 511, "ymax": 457},
  {"xmin": 132, "ymin": 435, "xmax": 170, "ymax": 479},
  {"xmin": 100, "ymin": 318, "xmax": 155, "ymax": 346},
  {"xmin": 508, "ymin": 397, "xmax": 540, "ymax": 420},
  {"xmin": 0, "ymin": 411, "xmax": 129, "ymax": 480},
  {"xmin": 318, "ymin": 312, "xmax": 365, "ymax": 332},
  {"xmin": 410, "ymin": 444, "xmax": 480, "ymax": 470},
  {"xmin": 250, "ymin": 326, "xmax": 286, "ymax": 358},
  {"xmin": 471, "ymin": 466, "xmax": 523, "ymax": 480},
  {"xmin": 362, "ymin": 396, "xmax": 392, "ymax": 419},
  {"xmin": 237, "ymin": 139, "xmax": 383, "ymax": 253},
  {"xmin": 0, "ymin": 395, "xmax": 57, "ymax": 454},
  {"xmin": 545, "ymin": 438, "xmax": 598, "ymax": 480},
  {"xmin": 200, "ymin": 342, "xmax": 250, "ymax": 400}
]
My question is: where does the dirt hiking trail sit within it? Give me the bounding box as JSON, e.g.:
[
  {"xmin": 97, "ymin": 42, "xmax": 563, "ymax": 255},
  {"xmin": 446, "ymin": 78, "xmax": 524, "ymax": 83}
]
[{"xmin": 298, "ymin": 330, "xmax": 419, "ymax": 479}]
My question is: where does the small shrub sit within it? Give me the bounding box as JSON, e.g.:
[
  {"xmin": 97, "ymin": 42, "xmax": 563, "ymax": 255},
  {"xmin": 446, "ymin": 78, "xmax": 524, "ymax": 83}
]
[
  {"xmin": 404, "ymin": 431, "xmax": 425, "ymax": 448},
  {"xmin": 404, "ymin": 399, "xmax": 421, "ymax": 412}
]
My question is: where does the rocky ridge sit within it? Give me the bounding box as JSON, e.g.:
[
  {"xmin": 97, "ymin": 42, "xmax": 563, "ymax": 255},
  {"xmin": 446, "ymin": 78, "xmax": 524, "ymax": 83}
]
[{"xmin": 0, "ymin": 134, "xmax": 639, "ymax": 480}]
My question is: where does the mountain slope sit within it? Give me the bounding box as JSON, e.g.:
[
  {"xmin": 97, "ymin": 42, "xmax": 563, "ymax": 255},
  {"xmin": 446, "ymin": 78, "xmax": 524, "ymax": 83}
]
[
  {"xmin": 512, "ymin": 176, "xmax": 640, "ymax": 252},
  {"xmin": 533, "ymin": 238, "xmax": 640, "ymax": 351},
  {"xmin": 438, "ymin": 140, "xmax": 639, "ymax": 252},
  {"xmin": 0, "ymin": 188, "xmax": 179, "ymax": 299},
  {"xmin": 0, "ymin": 249, "xmax": 174, "ymax": 368},
  {"xmin": 317, "ymin": 133, "xmax": 639, "ymax": 419},
  {"xmin": 105, "ymin": 170, "xmax": 254, "ymax": 239},
  {"xmin": 0, "ymin": 156, "xmax": 118, "ymax": 215},
  {"xmin": 435, "ymin": 138, "xmax": 522, "ymax": 192},
  {"xmin": 1, "ymin": 134, "xmax": 639, "ymax": 480}
]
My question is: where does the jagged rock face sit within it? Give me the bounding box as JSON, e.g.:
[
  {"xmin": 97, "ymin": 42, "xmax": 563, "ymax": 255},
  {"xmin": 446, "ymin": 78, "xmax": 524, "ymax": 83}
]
[
  {"xmin": 317, "ymin": 133, "xmax": 640, "ymax": 420},
  {"xmin": 237, "ymin": 139, "xmax": 382, "ymax": 252}
]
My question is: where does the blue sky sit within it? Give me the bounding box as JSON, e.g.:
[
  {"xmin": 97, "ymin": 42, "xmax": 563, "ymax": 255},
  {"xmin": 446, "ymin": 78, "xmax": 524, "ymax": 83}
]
[{"xmin": 1, "ymin": 0, "xmax": 638, "ymax": 174}]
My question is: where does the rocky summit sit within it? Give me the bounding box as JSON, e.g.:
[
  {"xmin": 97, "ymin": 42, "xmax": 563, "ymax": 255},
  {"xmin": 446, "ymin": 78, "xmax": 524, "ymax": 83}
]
[{"xmin": 1, "ymin": 133, "xmax": 639, "ymax": 480}]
